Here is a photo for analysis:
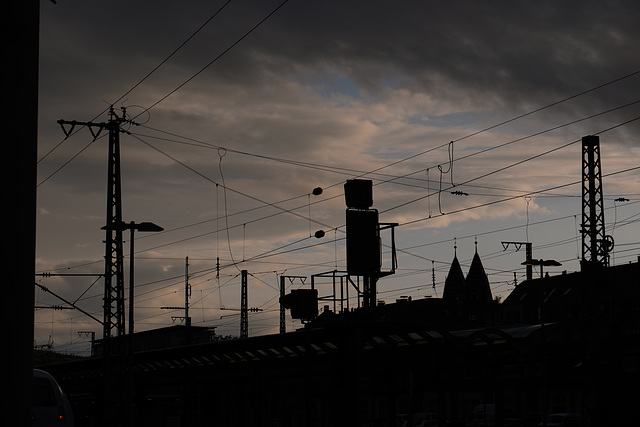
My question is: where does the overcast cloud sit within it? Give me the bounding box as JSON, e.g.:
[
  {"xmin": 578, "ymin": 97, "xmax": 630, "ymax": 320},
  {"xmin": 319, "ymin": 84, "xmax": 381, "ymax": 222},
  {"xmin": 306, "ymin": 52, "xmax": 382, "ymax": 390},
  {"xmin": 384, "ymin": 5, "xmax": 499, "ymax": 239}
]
[{"xmin": 35, "ymin": 0, "xmax": 640, "ymax": 354}]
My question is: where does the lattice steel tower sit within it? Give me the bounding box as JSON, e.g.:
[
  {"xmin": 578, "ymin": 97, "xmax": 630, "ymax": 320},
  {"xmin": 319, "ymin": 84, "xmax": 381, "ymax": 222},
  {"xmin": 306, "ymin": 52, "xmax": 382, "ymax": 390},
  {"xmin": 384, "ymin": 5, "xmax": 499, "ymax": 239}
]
[
  {"xmin": 58, "ymin": 106, "xmax": 136, "ymax": 426},
  {"xmin": 102, "ymin": 107, "xmax": 128, "ymax": 339},
  {"xmin": 59, "ymin": 106, "xmax": 133, "ymax": 339},
  {"xmin": 581, "ymin": 135, "xmax": 612, "ymax": 268}
]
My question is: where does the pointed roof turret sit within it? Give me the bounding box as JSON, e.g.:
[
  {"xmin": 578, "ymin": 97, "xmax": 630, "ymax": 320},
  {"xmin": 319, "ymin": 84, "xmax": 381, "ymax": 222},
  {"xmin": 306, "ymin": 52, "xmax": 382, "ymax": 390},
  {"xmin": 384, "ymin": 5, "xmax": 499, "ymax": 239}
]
[
  {"xmin": 443, "ymin": 241, "xmax": 465, "ymax": 301},
  {"xmin": 464, "ymin": 242, "xmax": 492, "ymax": 302}
]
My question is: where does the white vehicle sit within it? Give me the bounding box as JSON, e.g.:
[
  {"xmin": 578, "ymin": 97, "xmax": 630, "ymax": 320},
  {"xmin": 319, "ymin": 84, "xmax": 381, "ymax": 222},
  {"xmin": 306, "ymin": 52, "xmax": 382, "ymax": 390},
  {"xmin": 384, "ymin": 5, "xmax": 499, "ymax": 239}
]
[{"xmin": 32, "ymin": 369, "xmax": 74, "ymax": 426}]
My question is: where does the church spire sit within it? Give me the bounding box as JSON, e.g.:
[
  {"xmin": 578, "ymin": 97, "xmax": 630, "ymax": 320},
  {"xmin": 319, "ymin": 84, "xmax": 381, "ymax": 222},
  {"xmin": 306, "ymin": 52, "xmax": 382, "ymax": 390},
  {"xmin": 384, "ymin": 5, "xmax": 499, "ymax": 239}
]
[
  {"xmin": 443, "ymin": 239, "xmax": 465, "ymax": 301},
  {"xmin": 465, "ymin": 241, "xmax": 492, "ymax": 303}
]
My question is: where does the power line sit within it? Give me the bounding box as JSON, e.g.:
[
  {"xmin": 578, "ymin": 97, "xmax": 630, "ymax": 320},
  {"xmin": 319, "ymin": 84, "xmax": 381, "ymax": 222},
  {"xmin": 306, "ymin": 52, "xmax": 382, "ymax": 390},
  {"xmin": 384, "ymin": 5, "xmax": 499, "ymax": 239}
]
[
  {"xmin": 141, "ymin": 0, "xmax": 291, "ymax": 115},
  {"xmin": 117, "ymin": 103, "xmax": 640, "ymax": 247},
  {"xmin": 130, "ymin": 133, "xmax": 334, "ymax": 230},
  {"xmin": 37, "ymin": 0, "xmax": 287, "ymax": 180},
  {"xmin": 396, "ymin": 164, "xmax": 640, "ymax": 229},
  {"xmin": 122, "ymin": 96, "xmax": 640, "ymax": 233},
  {"xmin": 132, "ymin": 96, "xmax": 640, "ymax": 193},
  {"xmin": 326, "ymin": 69, "xmax": 640, "ymax": 182},
  {"xmin": 39, "ymin": 143, "xmax": 640, "ymax": 282},
  {"xmin": 381, "ymin": 115, "xmax": 640, "ymax": 217},
  {"xmin": 39, "ymin": 1, "xmax": 233, "ymax": 165},
  {"xmin": 38, "ymin": 151, "xmax": 640, "ymax": 294},
  {"xmin": 114, "ymin": 1, "xmax": 233, "ymax": 111}
]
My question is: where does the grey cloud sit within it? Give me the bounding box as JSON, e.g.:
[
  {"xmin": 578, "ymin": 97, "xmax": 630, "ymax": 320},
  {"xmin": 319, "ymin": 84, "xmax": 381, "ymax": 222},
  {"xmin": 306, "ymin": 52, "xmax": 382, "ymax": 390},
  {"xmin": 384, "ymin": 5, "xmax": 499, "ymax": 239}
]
[{"xmin": 35, "ymin": 0, "xmax": 640, "ymax": 347}]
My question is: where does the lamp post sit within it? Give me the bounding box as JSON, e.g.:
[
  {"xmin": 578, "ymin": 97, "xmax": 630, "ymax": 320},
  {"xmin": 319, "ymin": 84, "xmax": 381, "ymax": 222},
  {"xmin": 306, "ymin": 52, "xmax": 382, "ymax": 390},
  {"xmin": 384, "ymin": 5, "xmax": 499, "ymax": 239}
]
[
  {"xmin": 520, "ymin": 258, "xmax": 562, "ymax": 423},
  {"xmin": 125, "ymin": 221, "xmax": 164, "ymax": 335},
  {"xmin": 99, "ymin": 219, "xmax": 162, "ymax": 427},
  {"xmin": 124, "ymin": 221, "xmax": 162, "ymax": 427}
]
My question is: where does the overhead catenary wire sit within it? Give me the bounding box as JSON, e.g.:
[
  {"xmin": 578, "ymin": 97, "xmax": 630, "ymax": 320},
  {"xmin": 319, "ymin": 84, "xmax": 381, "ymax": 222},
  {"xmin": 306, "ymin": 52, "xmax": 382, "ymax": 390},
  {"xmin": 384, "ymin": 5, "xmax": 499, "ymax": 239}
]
[
  {"xmin": 77, "ymin": 59, "xmax": 640, "ymax": 285},
  {"xmin": 38, "ymin": 0, "xmax": 288, "ymax": 178},
  {"xmin": 122, "ymin": 96, "xmax": 640, "ymax": 235},
  {"xmin": 217, "ymin": 147, "xmax": 241, "ymax": 272},
  {"xmin": 381, "ymin": 115, "xmax": 640, "ymax": 218},
  {"xmin": 396, "ymin": 163, "xmax": 640, "ymax": 229},
  {"xmin": 317, "ymin": 69, "xmax": 640, "ymax": 184},
  {"xmin": 131, "ymin": 95, "xmax": 640, "ymax": 195},
  {"xmin": 114, "ymin": 101, "xmax": 640, "ymax": 254},
  {"xmin": 130, "ymin": 163, "xmax": 640, "ymax": 294},
  {"xmin": 396, "ymin": 199, "xmax": 640, "ymax": 265},
  {"xmin": 39, "ymin": 45, "xmax": 640, "ymax": 186},
  {"xmin": 114, "ymin": 1, "xmax": 233, "ymax": 113},
  {"xmin": 137, "ymin": 0, "xmax": 291, "ymax": 117},
  {"xmin": 40, "ymin": 123, "xmax": 640, "ymax": 281},
  {"xmin": 130, "ymin": 133, "xmax": 335, "ymax": 232},
  {"xmin": 38, "ymin": 0, "xmax": 231, "ymax": 165}
]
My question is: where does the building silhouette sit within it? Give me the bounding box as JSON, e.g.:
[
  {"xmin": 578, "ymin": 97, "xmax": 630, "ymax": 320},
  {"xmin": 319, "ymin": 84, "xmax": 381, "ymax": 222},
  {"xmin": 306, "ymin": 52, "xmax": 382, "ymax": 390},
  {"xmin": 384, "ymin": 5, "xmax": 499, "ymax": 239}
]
[
  {"xmin": 443, "ymin": 244, "xmax": 499, "ymax": 329},
  {"xmin": 37, "ymin": 253, "xmax": 639, "ymax": 426}
]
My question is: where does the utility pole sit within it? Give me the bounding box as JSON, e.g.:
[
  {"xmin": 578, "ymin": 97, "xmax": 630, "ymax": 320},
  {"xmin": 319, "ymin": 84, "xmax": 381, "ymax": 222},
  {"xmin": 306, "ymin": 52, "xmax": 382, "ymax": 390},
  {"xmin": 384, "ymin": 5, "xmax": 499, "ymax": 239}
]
[
  {"xmin": 241, "ymin": 270, "xmax": 248, "ymax": 338},
  {"xmin": 280, "ymin": 275, "xmax": 286, "ymax": 334},
  {"xmin": 103, "ymin": 108, "xmax": 127, "ymax": 340},
  {"xmin": 58, "ymin": 106, "xmax": 137, "ymax": 339},
  {"xmin": 161, "ymin": 257, "xmax": 192, "ymax": 325},
  {"xmin": 184, "ymin": 257, "xmax": 191, "ymax": 326},
  {"xmin": 58, "ymin": 106, "xmax": 137, "ymax": 427},
  {"xmin": 219, "ymin": 271, "xmax": 261, "ymax": 336}
]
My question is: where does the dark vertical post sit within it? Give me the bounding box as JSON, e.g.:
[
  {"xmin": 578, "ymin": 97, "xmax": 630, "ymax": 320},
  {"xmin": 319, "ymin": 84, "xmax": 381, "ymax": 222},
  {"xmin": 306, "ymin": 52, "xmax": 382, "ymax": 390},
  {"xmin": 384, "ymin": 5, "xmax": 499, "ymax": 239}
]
[
  {"xmin": 185, "ymin": 257, "xmax": 191, "ymax": 326},
  {"xmin": 104, "ymin": 110, "xmax": 126, "ymax": 339},
  {"xmin": 279, "ymin": 275, "xmax": 286, "ymax": 334},
  {"xmin": 7, "ymin": 2, "xmax": 39, "ymax": 425},
  {"xmin": 128, "ymin": 225, "xmax": 135, "ymax": 336},
  {"xmin": 127, "ymin": 226, "xmax": 136, "ymax": 426},
  {"xmin": 587, "ymin": 138, "xmax": 598, "ymax": 261},
  {"xmin": 102, "ymin": 110, "xmax": 126, "ymax": 427},
  {"xmin": 363, "ymin": 275, "xmax": 378, "ymax": 309},
  {"xmin": 502, "ymin": 241, "xmax": 534, "ymax": 281},
  {"xmin": 525, "ymin": 243, "xmax": 533, "ymax": 281},
  {"xmin": 241, "ymin": 270, "xmax": 248, "ymax": 338},
  {"xmin": 581, "ymin": 135, "xmax": 606, "ymax": 267}
]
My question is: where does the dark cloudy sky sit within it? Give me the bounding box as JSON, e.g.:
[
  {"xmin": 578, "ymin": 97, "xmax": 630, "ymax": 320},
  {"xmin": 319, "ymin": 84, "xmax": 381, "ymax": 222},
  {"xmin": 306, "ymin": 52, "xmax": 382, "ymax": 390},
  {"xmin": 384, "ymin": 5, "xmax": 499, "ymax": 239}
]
[{"xmin": 36, "ymin": 0, "xmax": 640, "ymax": 354}]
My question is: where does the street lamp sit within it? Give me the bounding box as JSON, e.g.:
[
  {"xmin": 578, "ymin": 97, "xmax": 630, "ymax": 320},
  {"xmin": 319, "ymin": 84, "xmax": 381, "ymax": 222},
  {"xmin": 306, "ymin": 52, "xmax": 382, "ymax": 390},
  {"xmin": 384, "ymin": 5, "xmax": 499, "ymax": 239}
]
[
  {"xmin": 101, "ymin": 220, "xmax": 162, "ymax": 426},
  {"xmin": 125, "ymin": 221, "xmax": 162, "ymax": 427},
  {"xmin": 521, "ymin": 258, "xmax": 562, "ymax": 279},
  {"xmin": 125, "ymin": 221, "xmax": 163, "ymax": 335}
]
